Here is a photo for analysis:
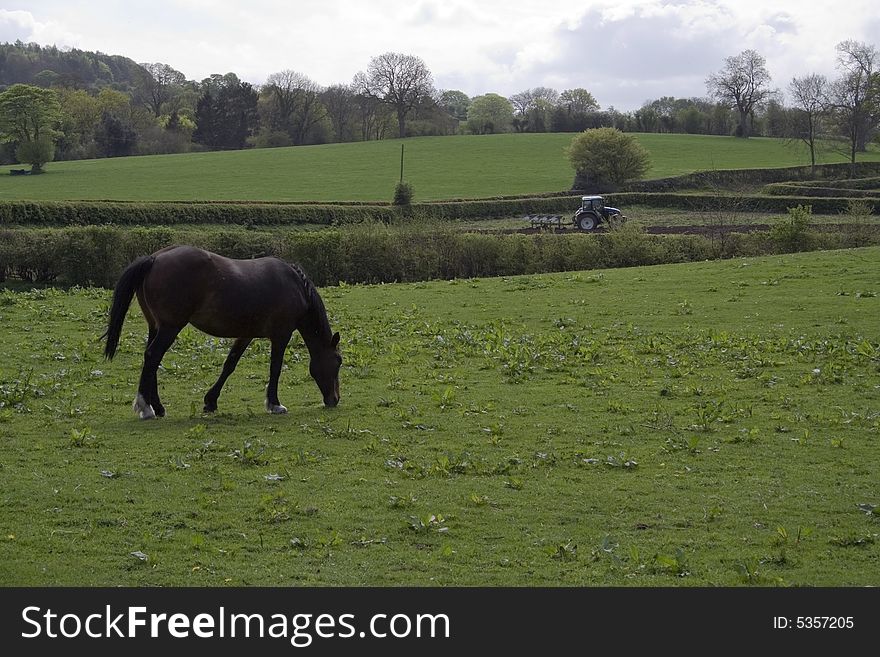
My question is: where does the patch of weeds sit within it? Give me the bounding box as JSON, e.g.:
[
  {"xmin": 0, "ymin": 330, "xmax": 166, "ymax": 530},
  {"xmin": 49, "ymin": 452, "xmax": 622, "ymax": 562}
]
[
  {"xmin": 290, "ymin": 531, "xmax": 341, "ymax": 552},
  {"xmin": 829, "ymin": 533, "xmax": 875, "ymax": 548},
  {"xmin": 408, "ymin": 513, "xmax": 449, "ymax": 534},
  {"xmin": 290, "ymin": 448, "xmax": 325, "ymax": 466},
  {"xmin": 664, "ymin": 434, "xmax": 702, "ymax": 455},
  {"xmin": 689, "ymin": 400, "xmax": 725, "ymax": 432},
  {"xmin": 546, "ymin": 539, "xmax": 577, "ymax": 561},
  {"xmin": 428, "ymin": 451, "xmax": 481, "ymax": 477},
  {"xmin": 504, "ymin": 477, "xmax": 524, "ymax": 490},
  {"xmin": 68, "ymin": 427, "xmax": 98, "ymax": 449},
  {"xmin": 604, "ymin": 453, "xmax": 638, "ymax": 469},
  {"xmin": 189, "ymin": 533, "xmax": 206, "ymax": 551},
  {"xmin": 389, "ymin": 494, "xmax": 417, "ymax": 509},
  {"xmin": 258, "ymin": 492, "xmax": 292, "ymax": 524},
  {"xmin": 590, "ymin": 535, "xmax": 619, "ymax": 562},
  {"xmin": 433, "ymin": 387, "xmax": 458, "ymax": 410},
  {"xmin": 0, "ymin": 369, "xmax": 43, "ymax": 412},
  {"xmin": 733, "ymin": 558, "xmax": 783, "ymax": 585},
  {"xmin": 730, "ymin": 427, "xmax": 760, "ymax": 444},
  {"xmin": 168, "ymin": 455, "xmax": 191, "ymax": 471},
  {"xmin": 768, "ymin": 525, "xmax": 812, "ymax": 566},
  {"xmin": 481, "ymin": 422, "xmax": 504, "ymax": 444},
  {"xmin": 653, "ymin": 548, "xmax": 690, "ymax": 577},
  {"xmin": 184, "ymin": 424, "xmax": 207, "ymax": 440},
  {"xmin": 468, "ymin": 493, "xmax": 492, "ymax": 507},
  {"xmin": 230, "ymin": 439, "xmax": 268, "ymax": 466},
  {"xmin": 703, "ymin": 505, "xmax": 724, "ymax": 522}
]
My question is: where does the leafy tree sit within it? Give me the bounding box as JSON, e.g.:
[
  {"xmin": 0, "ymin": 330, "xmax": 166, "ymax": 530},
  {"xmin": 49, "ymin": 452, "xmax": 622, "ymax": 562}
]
[
  {"xmin": 567, "ymin": 127, "xmax": 650, "ymax": 190},
  {"xmin": 706, "ymin": 49, "xmax": 772, "ymax": 137},
  {"xmin": 138, "ymin": 62, "xmax": 187, "ymax": 116},
  {"xmin": 467, "ymin": 93, "xmax": 514, "ymax": 134},
  {"xmin": 95, "ymin": 109, "xmax": 137, "ymax": 157},
  {"xmin": 559, "ymin": 88, "xmax": 599, "ymax": 114},
  {"xmin": 439, "ymin": 90, "xmax": 471, "ymax": 123},
  {"xmin": 57, "ymin": 88, "xmax": 101, "ymax": 159},
  {"xmin": 354, "ymin": 52, "xmax": 435, "ymax": 138},
  {"xmin": 0, "ymin": 83, "xmax": 63, "ymax": 172},
  {"xmin": 193, "ymin": 79, "xmax": 258, "ymax": 150}
]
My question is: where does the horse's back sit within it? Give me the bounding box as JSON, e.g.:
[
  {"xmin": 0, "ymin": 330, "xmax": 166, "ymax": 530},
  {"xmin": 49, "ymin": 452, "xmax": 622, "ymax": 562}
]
[{"xmin": 142, "ymin": 246, "xmax": 304, "ymax": 338}]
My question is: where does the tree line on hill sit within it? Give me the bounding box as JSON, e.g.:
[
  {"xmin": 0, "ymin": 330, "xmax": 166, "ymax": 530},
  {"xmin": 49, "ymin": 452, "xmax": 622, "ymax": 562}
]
[{"xmin": 0, "ymin": 39, "xmax": 878, "ymax": 173}]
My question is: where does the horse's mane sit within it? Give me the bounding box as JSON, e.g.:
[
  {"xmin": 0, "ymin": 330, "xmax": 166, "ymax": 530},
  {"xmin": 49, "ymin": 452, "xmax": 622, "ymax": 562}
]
[{"xmin": 289, "ymin": 262, "xmax": 332, "ymax": 341}]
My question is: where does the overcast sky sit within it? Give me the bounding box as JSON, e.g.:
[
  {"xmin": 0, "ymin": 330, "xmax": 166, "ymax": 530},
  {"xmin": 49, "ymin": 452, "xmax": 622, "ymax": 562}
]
[{"xmin": 2, "ymin": 1, "xmax": 879, "ymax": 110}]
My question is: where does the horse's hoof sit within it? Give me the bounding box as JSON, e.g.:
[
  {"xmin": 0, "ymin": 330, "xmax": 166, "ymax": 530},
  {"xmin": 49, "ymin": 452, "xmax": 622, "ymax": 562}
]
[
  {"xmin": 132, "ymin": 394, "xmax": 157, "ymax": 420},
  {"xmin": 266, "ymin": 403, "xmax": 288, "ymax": 415},
  {"xmin": 203, "ymin": 404, "xmax": 217, "ymax": 414}
]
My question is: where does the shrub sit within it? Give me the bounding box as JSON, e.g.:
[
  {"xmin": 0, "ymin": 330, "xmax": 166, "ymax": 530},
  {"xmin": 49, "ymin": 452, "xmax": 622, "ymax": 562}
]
[
  {"xmin": 770, "ymin": 205, "xmax": 814, "ymax": 252},
  {"xmin": 567, "ymin": 128, "xmax": 650, "ymax": 191},
  {"xmin": 393, "ymin": 181, "xmax": 414, "ymax": 206}
]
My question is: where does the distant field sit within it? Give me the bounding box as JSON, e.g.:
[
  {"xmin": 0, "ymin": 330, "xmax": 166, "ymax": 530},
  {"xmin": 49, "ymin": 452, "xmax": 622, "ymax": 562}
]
[{"xmin": 1, "ymin": 133, "xmax": 877, "ymax": 203}]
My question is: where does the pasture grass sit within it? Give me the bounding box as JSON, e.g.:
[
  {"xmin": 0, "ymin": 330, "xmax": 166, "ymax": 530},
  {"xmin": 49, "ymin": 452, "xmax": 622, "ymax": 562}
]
[
  {"xmin": 1, "ymin": 248, "xmax": 879, "ymax": 586},
  {"xmin": 1, "ymin": 133, "xmax": 877, "ymax": 202}
]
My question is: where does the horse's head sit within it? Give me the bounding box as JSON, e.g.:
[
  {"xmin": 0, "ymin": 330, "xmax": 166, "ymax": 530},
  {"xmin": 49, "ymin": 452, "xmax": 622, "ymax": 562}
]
[{"xmin": 310, "ymin": 331, "xmax": 341, "ymax": 407}]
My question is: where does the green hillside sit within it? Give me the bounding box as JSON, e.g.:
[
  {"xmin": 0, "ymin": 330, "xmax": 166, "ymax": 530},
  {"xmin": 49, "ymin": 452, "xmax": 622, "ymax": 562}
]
[{"xmin": 2, "ymin": 133, "xmax": 878, "ymax": 202}]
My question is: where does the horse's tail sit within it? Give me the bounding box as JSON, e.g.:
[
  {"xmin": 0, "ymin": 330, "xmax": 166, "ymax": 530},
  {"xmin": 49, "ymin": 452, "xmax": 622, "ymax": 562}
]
[{"xmin": 102, "ymin": 255, "xmax": 155, "ymax": 360}]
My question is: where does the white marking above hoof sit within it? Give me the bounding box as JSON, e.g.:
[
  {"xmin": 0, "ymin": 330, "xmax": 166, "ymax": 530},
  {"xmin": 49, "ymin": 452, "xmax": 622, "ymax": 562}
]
[
  {"xmin": 266, "ymin": 402, "xmax": 288, "ymax": 415},
  {"xmin": 133, "ymin": 393, "xmax": 157, "ymax": 420}
]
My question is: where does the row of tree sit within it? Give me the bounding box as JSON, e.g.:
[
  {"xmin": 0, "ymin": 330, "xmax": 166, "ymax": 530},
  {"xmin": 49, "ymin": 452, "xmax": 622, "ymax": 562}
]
[{"xmin": 1, "ymin": 39, "xmax": 878, "ymax": 172}]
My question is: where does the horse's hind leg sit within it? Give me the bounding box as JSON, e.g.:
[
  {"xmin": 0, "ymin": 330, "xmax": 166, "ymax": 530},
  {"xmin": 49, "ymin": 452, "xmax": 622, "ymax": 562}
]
[
  {"xmin": 203, "ymin": 337, "xmax": 252, "ymax": 413},
  {"xmin": 134, "ymin": 325, "xmax": 182, "ymax": 419},
  {"xmin": 266, "ymin": 332, "xmax": 292, "ymax": 414}
]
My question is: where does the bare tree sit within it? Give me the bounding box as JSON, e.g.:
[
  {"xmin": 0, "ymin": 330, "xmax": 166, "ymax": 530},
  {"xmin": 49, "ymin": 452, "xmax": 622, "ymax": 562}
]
[
  {"xmin": 828, "ymin": 40, "xmax": 879, "ymax": 171},
  {"xmin": 263, "ymin": 70, "xmax": 325, "ymax": 145},
  {"xmin": 789, "ymin": 74, "xmax": 828, "ymax": 170},
  {"xmin": 354, "ymin": 52, "xmax": 434, "ymax": 138},
  {"xmin": 706, "ymin": 49, "xmax": 772, "ymax": 137},
  {"xmin": 321, "ymin": 84, "xmax": 357, "ymax": 142}
]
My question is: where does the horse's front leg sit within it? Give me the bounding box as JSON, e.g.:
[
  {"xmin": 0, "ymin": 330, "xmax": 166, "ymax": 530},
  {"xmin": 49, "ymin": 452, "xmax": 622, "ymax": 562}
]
[
  {"xmin": 266, "ymin": 332, "xmax": 292, "ymax": 414},
  {"xmin": 204, "ymin": 337, "xmax": 252, "ymax": 413}
]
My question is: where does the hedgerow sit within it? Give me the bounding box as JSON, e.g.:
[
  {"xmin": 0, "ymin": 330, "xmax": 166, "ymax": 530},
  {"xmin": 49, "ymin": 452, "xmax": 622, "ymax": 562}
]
[{"xmin": 2, "ymin": 222, "xmax": 877, "ymax": 287}]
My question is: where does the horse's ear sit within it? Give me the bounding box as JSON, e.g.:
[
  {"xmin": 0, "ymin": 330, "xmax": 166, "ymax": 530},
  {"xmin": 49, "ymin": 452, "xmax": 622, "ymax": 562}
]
[{"xmin": 331, "ymin": 332, "xmax": 340, "ymax": 348}]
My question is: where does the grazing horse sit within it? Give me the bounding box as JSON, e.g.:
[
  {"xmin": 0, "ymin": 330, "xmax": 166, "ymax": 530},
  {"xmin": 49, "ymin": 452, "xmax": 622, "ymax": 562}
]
[{"xmin": 103, "ymin": 245, "xmax": 341, "ymax": 419}]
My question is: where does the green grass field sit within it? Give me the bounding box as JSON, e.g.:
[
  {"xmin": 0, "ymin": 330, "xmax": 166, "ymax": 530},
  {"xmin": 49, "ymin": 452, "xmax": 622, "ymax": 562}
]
[
  {"xmin": 2, "ymin": 133, "xmax": 877, "ymax": 203},
  {"xmin": 1, "ymin": 248, "xmax": 878, "ymax": 586}
]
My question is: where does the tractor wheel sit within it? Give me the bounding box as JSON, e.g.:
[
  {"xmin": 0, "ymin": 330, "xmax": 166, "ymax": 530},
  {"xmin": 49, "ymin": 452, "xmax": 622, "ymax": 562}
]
[{"xmin": 577, "ymin": 213, "xmax": 598, "ymax": 231}]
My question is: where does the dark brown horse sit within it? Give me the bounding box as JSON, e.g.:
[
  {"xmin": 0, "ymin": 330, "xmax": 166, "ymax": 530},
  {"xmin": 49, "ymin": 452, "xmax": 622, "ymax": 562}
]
[{"xmin": 103, "ymin": 245, "xmax": 341, "ymax": 419}]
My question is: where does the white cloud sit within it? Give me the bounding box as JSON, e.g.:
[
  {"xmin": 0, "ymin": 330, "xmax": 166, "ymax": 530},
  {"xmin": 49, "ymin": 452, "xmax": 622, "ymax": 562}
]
[{"xmin": 0, "ymin": 8, "xmax": 82, "ymax": 46}]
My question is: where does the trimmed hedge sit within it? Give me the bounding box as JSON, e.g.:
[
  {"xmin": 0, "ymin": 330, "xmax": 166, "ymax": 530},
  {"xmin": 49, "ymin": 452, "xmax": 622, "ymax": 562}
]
[
  {"xmin": 0, "ymin": 198, "xmax": 595, "ymax": 227},
  {"xmin": 2, "ymin": 223, "xmax": 878, "ymax": 288},
  {"xmin": 0, "ymin": 201, "xmax": 397, "ymax": 227},
  {"xmin": 763, "ymin": 184, "xmax": 880, "ymax": 199},
  {"xmin": 614, "ymin": 162, "xmax": 880, "ymax": 193}
]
